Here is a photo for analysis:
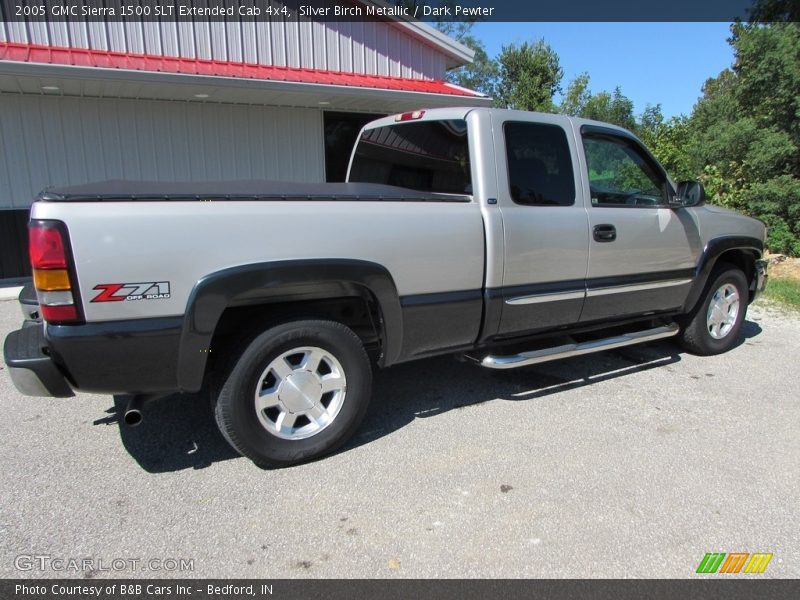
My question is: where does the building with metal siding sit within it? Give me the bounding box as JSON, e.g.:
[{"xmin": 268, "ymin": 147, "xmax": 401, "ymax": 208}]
[{"xmin": 0, "ymin": 1, "xmax": 490, "ymax": 279}]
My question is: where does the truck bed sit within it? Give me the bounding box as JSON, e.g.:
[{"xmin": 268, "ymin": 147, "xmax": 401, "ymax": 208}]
[{"xmin": 38, "ymin": 180, "xmax": 470, "ymax": 203}]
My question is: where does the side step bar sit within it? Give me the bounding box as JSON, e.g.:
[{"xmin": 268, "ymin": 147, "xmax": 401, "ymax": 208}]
[{"xmin": 477, "ymin": 323, "xmax": 680, "ymax": 370}]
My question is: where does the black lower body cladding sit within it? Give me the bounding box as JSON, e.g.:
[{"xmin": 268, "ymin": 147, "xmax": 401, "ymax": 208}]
[{"xmin": 45, "ymin": 317, "xmax": 183, "ymax": 394}]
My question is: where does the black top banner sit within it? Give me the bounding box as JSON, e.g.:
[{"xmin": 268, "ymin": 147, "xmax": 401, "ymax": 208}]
[{"xmin": 0, "ymin": 0, "xmax": 788, "ymax": 23}]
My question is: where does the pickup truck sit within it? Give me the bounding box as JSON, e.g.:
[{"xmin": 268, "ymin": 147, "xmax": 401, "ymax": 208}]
[{"xmin": 4, "ymin": 107, "xmax": 767, "ymax": 467}]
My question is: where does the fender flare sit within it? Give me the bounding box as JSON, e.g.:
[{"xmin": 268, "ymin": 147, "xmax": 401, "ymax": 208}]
[
  {"xmin": 176, "ymin": 259, "xmax": 402, "ymax": 392},
  {"xmin": 683, "ymin": 236, "xmax": 763, "ymax": 313}
]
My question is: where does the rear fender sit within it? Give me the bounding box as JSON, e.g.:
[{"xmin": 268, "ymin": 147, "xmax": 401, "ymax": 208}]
[{"xmin": 176, "ymin": 259, "xmax": 402, "ymax": 392}]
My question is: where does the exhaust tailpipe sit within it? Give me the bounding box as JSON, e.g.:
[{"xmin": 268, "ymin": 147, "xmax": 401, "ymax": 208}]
[{"xmin": 123, "ymin": 395, "xmax": 145, "ymax": 427}]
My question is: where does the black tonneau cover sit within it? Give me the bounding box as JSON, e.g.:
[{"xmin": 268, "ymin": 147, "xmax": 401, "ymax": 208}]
[{"xmin": 38, "ymin": 180, "xmax": 470, "ymax": 203}]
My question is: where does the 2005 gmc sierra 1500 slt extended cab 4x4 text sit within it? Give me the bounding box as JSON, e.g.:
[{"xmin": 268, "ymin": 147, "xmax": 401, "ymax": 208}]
[{"xmin": 4, "ymin": 108, "xmax": 768, "ymax": 467}]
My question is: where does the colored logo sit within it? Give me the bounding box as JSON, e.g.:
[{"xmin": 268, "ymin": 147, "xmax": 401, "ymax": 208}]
[
  {"xmin": 92, "ymin": 282, "xmax": 171, "ymax": 302},
  {"xmin": 696, "ymin": 552, "xmax": 773, "ymax": 574}
]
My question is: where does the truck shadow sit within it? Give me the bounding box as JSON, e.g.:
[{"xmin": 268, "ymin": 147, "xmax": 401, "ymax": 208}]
[
  {"xmin": 98, "ymin": 392, "xmax": 240, "ymax": 472},
  {"xmin": 101, "ymin": 320, "xmax": 762, "ymax": 473}
]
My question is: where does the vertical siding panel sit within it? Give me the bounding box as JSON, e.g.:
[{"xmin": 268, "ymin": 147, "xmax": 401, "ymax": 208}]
[
  {"xmin": 269, "ymin": 19, "xmax": 285, "ymax": 67},
  {"xmin": 234, "ymin": 105, "xmax": 253, "ymax": 179},
  {"xmin": 0, "ymin": 97, "xmax": 32, "ymax": 208},
  {"xmin": 48, "ymin": 22, "xmax": 69, "ymax": 47},
  {"xmin": 177, "ymin": 20, "xmax": 195, "ymax": 58},
  {"xmin": 106, "ymin": 22, "xmax": 126, "ymax": 53},
  {"xmin": 124, "ymin": 20, "xmax": 145, "ymax": 54},
  {"xmin": 6, "ymin": 20, "xmax": 27, "ymax": 44},
  {"xmin": 0, "ymin": 104, "xmax": 14, "ymax": 208},
  {"xmin": 298, "ymin": 19, "xmax": 313, "ymax": 69},
  {"xmin": 67, "ymin": 20, "xmax": 89, "ymax": 48},
  {"xmin": 160, "ymin": 20, "xmax": 179, "ymax": 57},
  {"xmin": 87, "ymin": 21, "xmax": 108, "ymax": 50},
  {"xmin": 338, "ymin": 21, "xmax": 352, "ymax": 73},
  {"xmin": 59, "ymin": 98, "xmax": 90, "ymax": 185},
  {"xmin": 285, "ymin": 19, "xmax": 300, "ymax": 68},
  {"xmin": 314, "ymin": 20, "xmax": 328, "ymax": 70},
  {"xmin": 225, "ymin": 20, "xmax": 243, "ymax": 63},
  {"xmin": 363, "ymin": 22, "xmax": 376, "ymax": 75},
  {"xmin": 27, "ymin": 20, "xmax": 49, "ymax": 45},
  {"xmin": 164, "ymin": 102, "xmax": 190, "ymax": 179},
  {"xmin": 350, "ymin": 21, "xmax": 364, "ymax": 74},
  {"xmin": 377, "ymin": 23, "xmax": 390, "ymax": 76},
  {"xmin": 254, "ymin": 20, "xmax": 270, "ymax": 65},
  {"xmin": 142, "ymin": 21, "xmax": 162, "ymax": 55},
  {"xmin": 388, "ymin": 27, "xmax": 401, "ymax": 77},
  {"xmin": 242, "ymin": 19, "xmax": 258, "ymax": 64},
  {"xmin": 185, "ymin": 105, "xmax": 207, "ymax": 181},
  {"xmin": 209, "ymin": 22, "xmax": 226, "ymax": 61},
  {"xmin": 38, "ymin": 97, "xmax": 70, "ymax": 188},
  {"xmin": 252, "ymin": 105, "xmax": 269, "ymax": 179},
  {"xmin": 194, "ymin": 11, "xmax": 212, "ymax": 60},
  {"xmin": 18, "ymin": 97, "xmax": 52, "ymax": 194}
]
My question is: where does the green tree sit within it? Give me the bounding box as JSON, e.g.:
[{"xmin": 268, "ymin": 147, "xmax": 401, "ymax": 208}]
[
  {"xmin": 494, "ymin": 40, "xmax": 563, "ymax": 111},
  {"xmin": 637, "ymin": 105, "xmax": 694, "ymax": 181},
  {"xmin": 435, "ymin": 18, "xmax": 498, "ymax": 97},
  {"xmin": 558, "ymin": 74, "xmax": 635, "ymax": 130},
  {"xmin": 690, "ymin": 20, "xmax": 800, "ymax": 255}
]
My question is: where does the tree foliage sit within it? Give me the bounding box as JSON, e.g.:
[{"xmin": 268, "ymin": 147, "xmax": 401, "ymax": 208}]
[
  {"xmin": 494, "ymin": 40, "xmax": 563, "ymax": 112},
  {"xmin": 559, "ymin": 73, "xmax": 636, "ymax": 130},
  {"xmin": 689, "ymin": 20, "xmax": 800, "ymax": 255},
  {"xmin": 435, "ymin": 18, "xmax": 498, "ymax": 97}
]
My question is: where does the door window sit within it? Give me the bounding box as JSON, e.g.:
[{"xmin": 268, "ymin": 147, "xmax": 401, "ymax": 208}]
[
  {"xmin": 504, "ymin": 122, "xmax": 576, "ymax": 206},
  {"xmin": 582, "ymin": 134, "xmax": 668, "ymax": 207}
]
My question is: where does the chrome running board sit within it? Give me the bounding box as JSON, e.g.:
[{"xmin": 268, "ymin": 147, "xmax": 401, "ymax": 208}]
[{"xmin": 478, "ymin": 323, "xmax": 679, "ymax": 370}]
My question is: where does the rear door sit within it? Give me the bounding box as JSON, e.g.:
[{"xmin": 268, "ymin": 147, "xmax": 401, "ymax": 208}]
[
  {"xmin": 493, "ymin": 114, "xmax": 590, "ymax": 337},
  {"xmin": 578, "ymin": 126, "xmax": 700, "ymax": 322}
]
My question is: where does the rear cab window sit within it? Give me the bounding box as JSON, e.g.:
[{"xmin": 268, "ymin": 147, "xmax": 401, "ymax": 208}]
[
  {"xmin": 348, "ymin": 120, "xmax": 471, "ymax": 195},
  {"xmin": 504, "ymin": 122, "xmax": 576, "ymax": 206}
]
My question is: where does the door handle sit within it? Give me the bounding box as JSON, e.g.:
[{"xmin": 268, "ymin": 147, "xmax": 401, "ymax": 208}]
[{"xmin": 593, "ymin": 224, "xmax": 617, "ymax": 242}]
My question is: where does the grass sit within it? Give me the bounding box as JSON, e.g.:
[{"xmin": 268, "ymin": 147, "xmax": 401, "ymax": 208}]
[{"xmin": 762, "ymin": 276, "xmax": 800, "ymax": 310}]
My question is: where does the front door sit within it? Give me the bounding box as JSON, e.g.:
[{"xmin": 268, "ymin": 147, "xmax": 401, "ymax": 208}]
[{"xmin": 579, "ymin": 127, "xmax": 700, "ymax": 322}]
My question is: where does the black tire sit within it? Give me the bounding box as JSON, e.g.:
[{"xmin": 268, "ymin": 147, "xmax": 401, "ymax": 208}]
[
  {"xmin": 678, "ymin": 263, "xmax": 749, "ymax": 355},
  {"xmin": 215, "ymin": 319, "xmax": 372, "ymax": 468}
]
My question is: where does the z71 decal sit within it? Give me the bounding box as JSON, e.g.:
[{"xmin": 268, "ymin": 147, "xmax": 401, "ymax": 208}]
[{"xmin": 91, "ymin": 282, "xmax": 171, "ymax": 302}]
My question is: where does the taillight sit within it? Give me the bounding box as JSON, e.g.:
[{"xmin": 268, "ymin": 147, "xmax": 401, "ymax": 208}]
[
  {"xmin": 395, "ymin": 110, "xmax": 426, "ymax": 122},
  {"xmin": 29, "ymin": 220, "xmax": 80, "ymax": 323}
]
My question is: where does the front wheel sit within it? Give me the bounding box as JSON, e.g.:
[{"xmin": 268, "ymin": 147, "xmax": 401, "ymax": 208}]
[
  {"xmin": 678, "ymin": 264, "xmax": 749, "ymax": 355},
  {"xmin": 215, "ymin": 320, "xmax": 372, "ymax": 468}
]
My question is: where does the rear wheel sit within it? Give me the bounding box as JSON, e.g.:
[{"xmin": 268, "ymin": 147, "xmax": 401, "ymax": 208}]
[
  {"xmin": 678, "ymin": 264, "xmax": 748, "ymax": 355},
  {"xmin": 215, "ymin": 320, "xmax": 372, "ymax": 467}
]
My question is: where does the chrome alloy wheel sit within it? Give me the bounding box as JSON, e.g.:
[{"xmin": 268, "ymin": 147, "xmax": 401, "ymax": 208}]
[
  {"xmin": 253, "ymin": 346, "xmax": 347, "ymax": 440},
  {"xmin": 706, "ymin": 283, "xmax": 740, "ymax": 340}
]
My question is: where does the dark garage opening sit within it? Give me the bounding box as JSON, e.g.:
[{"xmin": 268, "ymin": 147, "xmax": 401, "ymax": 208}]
[
  {"xmin": 323, "ymin": 111, "xmax": 385, "ymax": 182},
  {"xmin": 0, "ymin": 210, "xmax": 31, "ymax": 280}
]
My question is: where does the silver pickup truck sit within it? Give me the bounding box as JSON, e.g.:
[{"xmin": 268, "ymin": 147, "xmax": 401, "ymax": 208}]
[{"xmin": 4, "ymin": 107, "xmax": 767, "ymax": 467}]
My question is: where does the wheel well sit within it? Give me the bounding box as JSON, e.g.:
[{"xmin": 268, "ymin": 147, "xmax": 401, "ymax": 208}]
[
  {"xmin": 204, "ymin": 295, "xmax": 382, "ymax": 377},
  {"xmin": 715, "ymin": 249, "xmax": 757, "ymax": 301}
]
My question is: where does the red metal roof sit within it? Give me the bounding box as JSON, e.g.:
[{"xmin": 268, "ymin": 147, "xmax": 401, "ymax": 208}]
[{"xmin": 0, "ymin": 41, "xmax": 484, "ymax": 98}]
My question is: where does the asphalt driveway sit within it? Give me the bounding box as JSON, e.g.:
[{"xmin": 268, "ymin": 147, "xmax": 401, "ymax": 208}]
[{"xmin": 0, "ymin": 296, "xmax": 797, "ymax": 578}]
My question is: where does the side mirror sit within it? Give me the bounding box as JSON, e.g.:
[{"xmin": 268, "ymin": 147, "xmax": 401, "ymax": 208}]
[{"xmin": 672, "ymin": 181, "xmax": 706, "ymax": 208}]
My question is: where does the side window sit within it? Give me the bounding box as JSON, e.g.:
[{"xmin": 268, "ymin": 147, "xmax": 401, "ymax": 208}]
[
  {"xmin": 582, "ymin": 134, "xmax": 668, "ymax": 207},
  {"xmin": 504, "ymin": 122, "xmax": 576, "ymax": 206}
]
